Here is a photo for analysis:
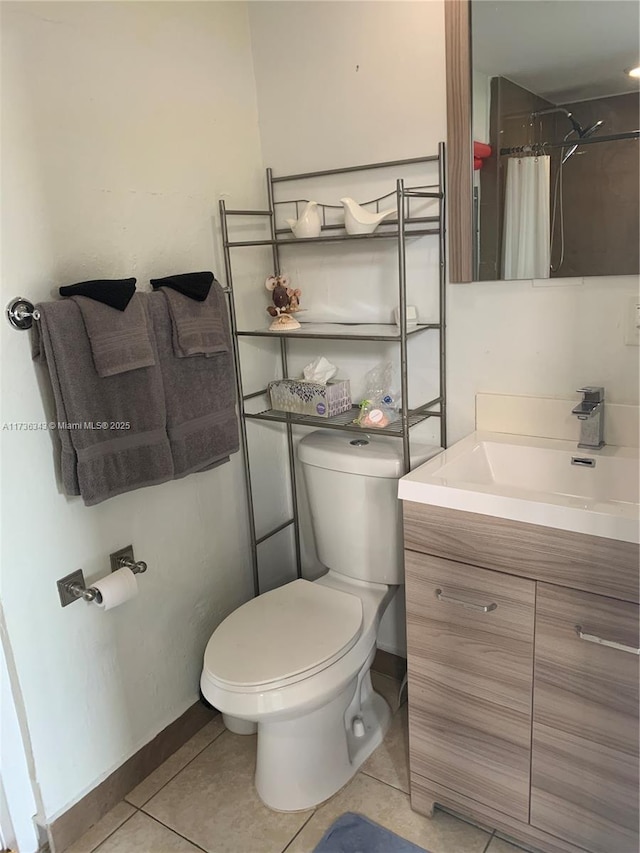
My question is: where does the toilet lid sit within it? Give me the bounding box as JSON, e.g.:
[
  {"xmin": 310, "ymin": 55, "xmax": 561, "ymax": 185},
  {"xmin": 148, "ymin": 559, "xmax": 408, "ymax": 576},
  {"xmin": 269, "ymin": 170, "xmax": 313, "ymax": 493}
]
[{"xmin": 203, "ymin": 579, "xmax": 363, "ymax": 689}]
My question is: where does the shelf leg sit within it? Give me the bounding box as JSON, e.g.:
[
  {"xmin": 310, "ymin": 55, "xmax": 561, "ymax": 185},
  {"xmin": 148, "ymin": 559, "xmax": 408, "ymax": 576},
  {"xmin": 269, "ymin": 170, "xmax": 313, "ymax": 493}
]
[
  {"xmin": 220, "ymin": 199, "xmax": 261, "ymax": 597},
  {"xmin": 397, "ymin": 178, "xmax": 411, "ymax": 473},
  {"xmin": 438, "ymin": 142, "xmax": 448, "ymax": 449},
  {"xmin": 268, "ymin": 170, "xmax": 303, "ymax": 580},
  {"xmin": 279, "ymin": 338, "xmax": 303, "ymax": 579}
]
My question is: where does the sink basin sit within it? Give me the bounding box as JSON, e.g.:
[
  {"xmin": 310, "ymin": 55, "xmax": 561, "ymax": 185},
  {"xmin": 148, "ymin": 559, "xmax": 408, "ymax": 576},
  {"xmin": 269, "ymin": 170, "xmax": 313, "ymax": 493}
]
[{"xmin": 398, "ymin": 431, "xmax": 640, "ymax": 543}]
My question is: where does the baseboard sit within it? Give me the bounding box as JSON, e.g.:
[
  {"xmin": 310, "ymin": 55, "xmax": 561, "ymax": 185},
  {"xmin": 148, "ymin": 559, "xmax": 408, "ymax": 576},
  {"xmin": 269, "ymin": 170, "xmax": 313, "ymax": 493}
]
[
  {"xmin": 49, "ymin": 655, "xmax": 404, "ymax": 851},
  {"xmin": 48, "ymin": 701, "xmax": 216, "ymax": 853},
  {"xmin": 372, "ymin": 648, "xmax": 407, "ymax": 681}
]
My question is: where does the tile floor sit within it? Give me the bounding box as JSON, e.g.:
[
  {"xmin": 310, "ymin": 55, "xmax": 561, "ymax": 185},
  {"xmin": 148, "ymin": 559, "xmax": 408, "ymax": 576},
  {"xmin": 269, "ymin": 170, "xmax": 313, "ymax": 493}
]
[{"xmin": 67, "ymin": 673, "xmax": 530, "ymax": 853}]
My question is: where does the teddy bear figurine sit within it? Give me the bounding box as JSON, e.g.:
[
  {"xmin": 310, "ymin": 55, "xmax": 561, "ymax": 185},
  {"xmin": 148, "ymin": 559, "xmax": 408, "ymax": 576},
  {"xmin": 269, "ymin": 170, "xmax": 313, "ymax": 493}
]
[
  {"xmin": 287, "ymin": 287, "xmax": 302, "ymax": 313},
  {"xmin": 265, "ymin": 274, "xmax": 302, "ymax": 331}
]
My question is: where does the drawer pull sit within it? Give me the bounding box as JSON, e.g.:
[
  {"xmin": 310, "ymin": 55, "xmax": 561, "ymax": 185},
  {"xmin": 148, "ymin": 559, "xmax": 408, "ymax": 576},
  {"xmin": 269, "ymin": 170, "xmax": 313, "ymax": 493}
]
[
  {"xmin": 576, "ymin": 626, "xmax": 640, "ymax": 655},
  {"xmin": 435, "ymin": 589, "xmax": 497, "ymax": 613}
]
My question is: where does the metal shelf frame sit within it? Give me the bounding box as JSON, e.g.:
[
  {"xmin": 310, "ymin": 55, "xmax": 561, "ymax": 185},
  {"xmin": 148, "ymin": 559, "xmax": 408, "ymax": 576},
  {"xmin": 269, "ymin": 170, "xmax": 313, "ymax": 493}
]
[
  {"xmin": 244, "ymin": 402, "xmax": 442, "ymax": 435},
  {"xmin": 236, "ymin": 323, "xmax": 440, "ymax": 342},
  {"xmin": 219, "ymin": 144, "xmax": 447, "ymax": 596}
]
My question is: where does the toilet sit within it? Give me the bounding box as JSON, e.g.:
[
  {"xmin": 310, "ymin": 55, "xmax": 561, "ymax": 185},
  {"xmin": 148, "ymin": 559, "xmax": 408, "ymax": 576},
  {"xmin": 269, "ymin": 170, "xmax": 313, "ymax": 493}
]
[{"xmin": 200, "ymin": 431, "xmax": 441, "ymax": 811}]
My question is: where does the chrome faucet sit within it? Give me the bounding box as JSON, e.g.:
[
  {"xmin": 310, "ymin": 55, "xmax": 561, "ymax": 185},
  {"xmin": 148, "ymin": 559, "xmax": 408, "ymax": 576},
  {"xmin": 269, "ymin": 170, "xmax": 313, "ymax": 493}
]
[{"xmin": 571, "ymin": 387, "xmax": 605, "ymax": 449}]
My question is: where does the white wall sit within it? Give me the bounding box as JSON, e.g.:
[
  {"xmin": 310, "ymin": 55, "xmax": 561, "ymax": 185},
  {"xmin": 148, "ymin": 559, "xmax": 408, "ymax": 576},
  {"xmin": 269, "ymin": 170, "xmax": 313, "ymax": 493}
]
[
  {"xmin": 448, "ymin": 275, "xmax": 640, "ymax": 443},
  {"xmin": 250, "ymin": 0, "xmax": 446, "ymax": 173},
  {"xmin": 248, "ymin": 0, "xmax": 640, "ymax": 654},
  {"xmin": 0, "ymin": 0, "xmax": 279, "ymax": 825}
]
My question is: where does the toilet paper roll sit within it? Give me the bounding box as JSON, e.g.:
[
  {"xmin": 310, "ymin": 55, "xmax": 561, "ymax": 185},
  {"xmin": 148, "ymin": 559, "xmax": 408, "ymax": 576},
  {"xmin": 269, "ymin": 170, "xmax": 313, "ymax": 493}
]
[{"xmin": 93, "ymin": 567, "xmax": 138, "ymax": 611}]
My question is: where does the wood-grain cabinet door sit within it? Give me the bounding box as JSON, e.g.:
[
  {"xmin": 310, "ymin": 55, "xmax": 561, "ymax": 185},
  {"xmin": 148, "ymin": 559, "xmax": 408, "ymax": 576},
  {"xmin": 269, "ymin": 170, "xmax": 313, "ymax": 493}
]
[
  {"xmin": 405, "ymin": 551, "xmax": 535, "ymax": 822},
  {"xmin": 531, "ymin": 583, "xmax": 640, "ymax": 853}
]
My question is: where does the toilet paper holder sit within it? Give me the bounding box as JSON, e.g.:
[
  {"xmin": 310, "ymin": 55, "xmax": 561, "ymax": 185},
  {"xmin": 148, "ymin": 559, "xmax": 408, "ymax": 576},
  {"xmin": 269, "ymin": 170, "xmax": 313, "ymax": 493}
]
[{"xmin": 57, "ymin": 552, "xmax": 147, "ymax": 607}]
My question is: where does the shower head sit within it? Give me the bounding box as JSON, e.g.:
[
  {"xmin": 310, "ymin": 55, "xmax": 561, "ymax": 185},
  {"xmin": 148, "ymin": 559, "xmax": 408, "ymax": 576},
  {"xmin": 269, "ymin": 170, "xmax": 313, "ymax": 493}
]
[
  {"xmin": 561, "ymin": 118, "xmax": 605, "ymax": 164},
  {"xmin": 530, "ymin": 107, "xmax": 605, "ymax": 163},
  {"xmin": 566, "ymin": 113, "xmax": 584, "ymax": 136},
  {"xmin": 561, "ymin": 142, "xmax": 578, "ymax": 165},
  {"xmin": 580, "ymin": 119, "xmax": 605, "ymax": 138}
]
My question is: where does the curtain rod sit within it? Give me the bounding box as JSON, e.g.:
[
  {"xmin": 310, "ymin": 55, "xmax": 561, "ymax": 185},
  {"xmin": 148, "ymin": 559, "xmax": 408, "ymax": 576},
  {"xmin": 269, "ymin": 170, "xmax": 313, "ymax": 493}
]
[{"xmin": 500, "ymin": 129, "xmax": 639, "ymax": 156}]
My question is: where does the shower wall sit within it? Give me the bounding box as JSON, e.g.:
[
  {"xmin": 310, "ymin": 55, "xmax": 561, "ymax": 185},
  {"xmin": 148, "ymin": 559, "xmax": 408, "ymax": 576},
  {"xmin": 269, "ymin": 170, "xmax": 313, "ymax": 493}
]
[
  {"xmin": 552, "ymin": 92, "xmax": 640, "ymax": 277},
  {"xmin": 479, "ymin": 78, "xmax": 639, "ymax": 280}
]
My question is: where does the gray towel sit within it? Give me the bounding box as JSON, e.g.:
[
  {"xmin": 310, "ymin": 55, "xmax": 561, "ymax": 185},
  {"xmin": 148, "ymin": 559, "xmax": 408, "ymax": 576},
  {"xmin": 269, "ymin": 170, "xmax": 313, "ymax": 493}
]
[
  {"xmin": 32, "ymin": 299, "xmax": 174, "ymax": 506},
  {"xmin": 160, "ymin": 280, "xmax": 230, "ymax": 358},
  {"xmin": 149, "ymin": 290, "xmax": 239, "ymax": 476},
  {"xmin": 71, "ymin": 293, "xmax": 156, "ymax": 377},
  {"xmin": 31, "ymin": 307, "xmax": 81, "ymax": 497}
]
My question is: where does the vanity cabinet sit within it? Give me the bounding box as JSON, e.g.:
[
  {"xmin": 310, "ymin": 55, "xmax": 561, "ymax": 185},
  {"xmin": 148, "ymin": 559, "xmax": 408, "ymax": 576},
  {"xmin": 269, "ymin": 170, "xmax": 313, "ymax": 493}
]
[
  {"xmin": 404, "ymin": 501, "xmax": 640, "ymax": 853},
  {"xmin": 405, "ymin": 552, "xmax": 535, "ymax": 822},
  {"xmin": 531, "ymin": 584, "xmax": 639, "ymax": 853}
]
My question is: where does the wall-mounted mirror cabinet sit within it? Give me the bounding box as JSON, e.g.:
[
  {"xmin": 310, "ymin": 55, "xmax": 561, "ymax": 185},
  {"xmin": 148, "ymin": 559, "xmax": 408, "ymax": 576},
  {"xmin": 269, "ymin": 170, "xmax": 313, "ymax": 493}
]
[{"xmin": 445, "ymin": 0, "xmax": 640, "ymax": 283}]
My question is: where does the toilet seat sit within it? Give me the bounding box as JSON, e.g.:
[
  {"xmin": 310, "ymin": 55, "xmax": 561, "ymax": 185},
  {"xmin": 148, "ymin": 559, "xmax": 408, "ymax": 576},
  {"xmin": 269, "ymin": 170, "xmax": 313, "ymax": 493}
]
[{"xmin": 203, "ymin": 579, "xmax": 363, "ymax": 693}]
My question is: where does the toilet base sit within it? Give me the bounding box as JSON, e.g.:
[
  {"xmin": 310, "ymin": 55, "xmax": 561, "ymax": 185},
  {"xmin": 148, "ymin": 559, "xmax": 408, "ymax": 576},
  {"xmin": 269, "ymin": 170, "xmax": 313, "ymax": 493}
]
[
  {"xmin": 222, "ymin": 714, "xmax": 257, "ymax": 735},
  {"xmin": 254, "ymin": 659, "xmax": 391, "ymax": 812}
]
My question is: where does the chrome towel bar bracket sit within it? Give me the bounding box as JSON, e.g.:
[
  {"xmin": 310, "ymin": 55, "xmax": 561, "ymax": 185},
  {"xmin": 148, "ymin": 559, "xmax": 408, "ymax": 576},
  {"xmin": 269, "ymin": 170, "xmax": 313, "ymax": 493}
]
[{"xmin": 6, "ymin": 297, "xmax": 40, "ymax": 330}]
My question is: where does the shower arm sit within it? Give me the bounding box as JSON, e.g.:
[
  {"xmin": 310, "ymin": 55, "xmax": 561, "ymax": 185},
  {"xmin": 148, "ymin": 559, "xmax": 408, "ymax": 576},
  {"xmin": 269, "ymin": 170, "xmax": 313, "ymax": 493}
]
[{"xmin": 531, "ymin": 106, "xmax": 582, "ymax": 134}]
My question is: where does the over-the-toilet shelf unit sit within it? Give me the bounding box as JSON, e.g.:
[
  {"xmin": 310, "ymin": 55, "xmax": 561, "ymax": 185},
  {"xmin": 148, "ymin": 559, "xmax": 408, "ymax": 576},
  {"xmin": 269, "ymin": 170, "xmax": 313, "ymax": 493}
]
[{"xmin": 220, "ymin": 143, "xmax": 447, "ymax": 595}]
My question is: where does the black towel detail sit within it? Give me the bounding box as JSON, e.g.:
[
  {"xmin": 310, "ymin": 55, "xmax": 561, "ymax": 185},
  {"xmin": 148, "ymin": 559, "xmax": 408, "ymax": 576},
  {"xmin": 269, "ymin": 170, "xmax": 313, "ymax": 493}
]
[
  {"xmin": 150, "ymin": 271, "xmax": 213, "ymax": 302},
  {"xmin": 59, "ymin": 278, "xmax": 137, "ymax": 312}
]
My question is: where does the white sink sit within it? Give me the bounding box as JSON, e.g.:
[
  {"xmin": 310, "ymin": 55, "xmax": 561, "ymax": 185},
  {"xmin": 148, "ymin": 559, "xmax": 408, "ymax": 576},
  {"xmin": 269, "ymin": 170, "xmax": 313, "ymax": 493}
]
[{"xmin": 398, "ymin": 431, "xmax": 640, "ymax": 543}]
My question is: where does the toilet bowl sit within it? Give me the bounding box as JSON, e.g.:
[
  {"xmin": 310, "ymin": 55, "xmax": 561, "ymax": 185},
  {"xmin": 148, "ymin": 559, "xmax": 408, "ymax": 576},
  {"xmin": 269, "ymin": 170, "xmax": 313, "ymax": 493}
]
[
  {"xmin": 200, "ymin": 431, "xmax": 441, "ymax": 811},
  {"xmin": 202, "ymin": 572, "xmax": 395, "ymax": 810}
]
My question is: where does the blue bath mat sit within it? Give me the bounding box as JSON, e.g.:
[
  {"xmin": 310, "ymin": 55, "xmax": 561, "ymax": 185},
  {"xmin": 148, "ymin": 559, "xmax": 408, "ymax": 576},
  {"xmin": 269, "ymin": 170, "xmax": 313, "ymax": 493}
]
[{"xmin": 313, "ymin": 812, "xmax": 430, "ymax": 853}]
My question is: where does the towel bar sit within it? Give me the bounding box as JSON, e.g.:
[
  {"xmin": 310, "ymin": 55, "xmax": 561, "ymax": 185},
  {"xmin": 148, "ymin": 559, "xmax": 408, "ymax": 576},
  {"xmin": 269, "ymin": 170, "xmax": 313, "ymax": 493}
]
[
  {"xmin": 6, "ymin": 297, "xmax": 40, "ymax": 330},
  {"xmin": 6, "ymin": 290, "xmax": 232, "ymax": 331}
]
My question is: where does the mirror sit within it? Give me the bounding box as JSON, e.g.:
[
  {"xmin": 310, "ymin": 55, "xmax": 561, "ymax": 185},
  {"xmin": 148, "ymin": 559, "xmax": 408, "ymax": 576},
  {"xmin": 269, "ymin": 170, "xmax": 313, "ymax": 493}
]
[{"xmin": 445, "ymin": 0, "xmax": 640, "ymax": 282}]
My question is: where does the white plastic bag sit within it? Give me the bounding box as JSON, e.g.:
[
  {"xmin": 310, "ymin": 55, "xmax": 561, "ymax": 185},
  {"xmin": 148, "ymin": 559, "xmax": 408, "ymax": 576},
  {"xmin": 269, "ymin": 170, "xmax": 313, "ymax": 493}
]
[{"xmin": 355, "ymin": 362, "xmax": 399, "ymax": 428}]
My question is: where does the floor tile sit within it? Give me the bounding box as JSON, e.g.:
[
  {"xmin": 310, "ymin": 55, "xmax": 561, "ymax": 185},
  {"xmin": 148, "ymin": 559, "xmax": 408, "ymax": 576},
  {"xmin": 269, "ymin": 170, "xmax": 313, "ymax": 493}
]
[
  {"xmin": 284, "ymin": 773, "xmax": 491, "ymax": 853},
  {"xmin": 361, "ymin": 703, "xmax": 409, "ymax": 792},
  {"xmin": 94, "ymin": 811, "xmax": 203, "ymax": 853},
  {"xmin": 126, "ymin": 716, "xmax": 225, "ymax": 807},
  {"xmin": 371, "ymin": 670, "xmax": 403, "ymax": 713},
  {"xmin": 65, "ymin": 802, "xmax": 136, "ymax": 853},
  {"xmin": 143, "ymin": 730, "xmax": 312, "ymax": 853}
]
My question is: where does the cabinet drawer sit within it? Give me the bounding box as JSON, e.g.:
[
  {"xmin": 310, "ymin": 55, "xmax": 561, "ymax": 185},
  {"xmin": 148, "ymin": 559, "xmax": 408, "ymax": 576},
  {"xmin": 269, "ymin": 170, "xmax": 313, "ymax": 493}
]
[
  {"xmin": 405, "ymin": 551, "xmax": 535, "ymax": 822},
  {"xmin": 403, "ymin": 501, "xmax": 640, "ymax": 603},
  {"xmin": 531, "ymin": 583, "xmax": 639, "ymax": 853}
]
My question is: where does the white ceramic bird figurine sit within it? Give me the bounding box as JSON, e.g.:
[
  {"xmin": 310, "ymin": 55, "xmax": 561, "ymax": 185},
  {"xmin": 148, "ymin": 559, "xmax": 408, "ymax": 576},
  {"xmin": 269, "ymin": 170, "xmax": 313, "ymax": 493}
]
[
  {"xmin": 340, "ymin": 197, "xmax": 395, "ymax": 235},
  {"xmin": 285, "ymin": 201, "xmax": 322, "ymax": 238}
]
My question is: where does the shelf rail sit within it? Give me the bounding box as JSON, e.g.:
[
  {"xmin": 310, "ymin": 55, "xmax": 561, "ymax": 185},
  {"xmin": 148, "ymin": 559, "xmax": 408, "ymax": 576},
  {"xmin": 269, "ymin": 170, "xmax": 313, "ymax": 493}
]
[
  {"xmin": 220, "ymin": 145, "xmax": 446, "ymax": 595},
  {"xmin": 270, "ymin": 153, "xmax": 440, "ymax": 183},
  {"xmin": 225, "ymin": 228, "xmax": 439, "ymax": 248}
]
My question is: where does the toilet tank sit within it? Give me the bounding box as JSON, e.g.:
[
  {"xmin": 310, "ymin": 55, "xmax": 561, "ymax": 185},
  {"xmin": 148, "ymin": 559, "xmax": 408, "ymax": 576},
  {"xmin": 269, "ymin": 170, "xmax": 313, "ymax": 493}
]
[{"xmin": 298, "ymin": 431, "xmax": 441, "ymax": 585}]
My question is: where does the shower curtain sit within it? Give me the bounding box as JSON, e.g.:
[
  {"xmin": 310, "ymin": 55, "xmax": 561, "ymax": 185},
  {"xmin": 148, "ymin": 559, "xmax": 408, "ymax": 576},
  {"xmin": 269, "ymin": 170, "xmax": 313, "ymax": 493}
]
[{"xmin": 502, "ymin": 155, "xmax": 550, "ymax": 279}]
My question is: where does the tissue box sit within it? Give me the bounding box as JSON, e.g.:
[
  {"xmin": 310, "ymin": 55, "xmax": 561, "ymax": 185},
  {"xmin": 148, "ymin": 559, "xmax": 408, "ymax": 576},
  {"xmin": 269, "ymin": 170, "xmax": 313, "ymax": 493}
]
[{"xmin": 268, "ymin": 379, "xmax": 351, "ymax": 418}]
